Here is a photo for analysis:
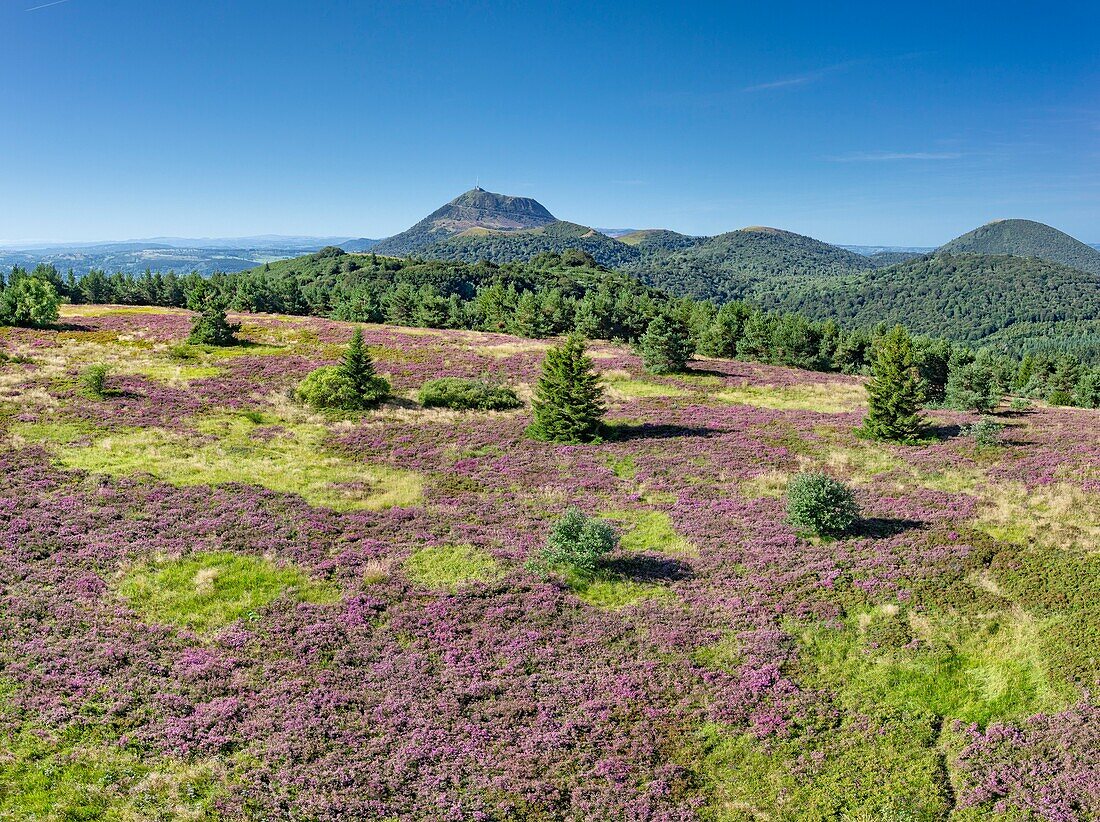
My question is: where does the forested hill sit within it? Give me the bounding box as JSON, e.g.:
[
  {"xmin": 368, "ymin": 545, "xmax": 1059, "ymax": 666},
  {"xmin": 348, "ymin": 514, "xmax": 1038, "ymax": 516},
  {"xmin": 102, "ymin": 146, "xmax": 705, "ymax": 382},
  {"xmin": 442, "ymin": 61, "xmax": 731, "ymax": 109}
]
[
  {"xmin": 622, "ymin": 226, "xmax": 874, "ymax": 302},
  {"xmin": 773, "ymin": 252, "xmax": 1100, "ymax": 357},
  {"xmin": 939, "ymin": 219, "xmax": 1100, "ymax": 276}
]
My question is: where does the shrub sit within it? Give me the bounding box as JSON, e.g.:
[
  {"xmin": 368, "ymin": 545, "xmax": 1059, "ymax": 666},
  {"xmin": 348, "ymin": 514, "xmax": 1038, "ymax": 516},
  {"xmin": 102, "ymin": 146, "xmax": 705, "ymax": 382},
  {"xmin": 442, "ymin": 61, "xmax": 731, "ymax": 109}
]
[
  {"xmin": 296, "ymin": 327, "xmax": 389, "ymax": 411},
  {"xmin": 639, "ymin": 314, "xmax": 695, "ymax": 374},
  {"xmin": 1046, "ymin": 388, "xmax": 1073, "ymax": 407},
  {"xmin": 1008, "ymin": 397, "xmax": 1031, "ymax": 412},
  {"xmin": 419, "ymin": 377, "xmax": 521, "ymax": 410},
  {"xmin": 786, "ymin": 473, "xmax": 860, "ymax": 537},
  {"xmin": 81, "ymin": 363, "xmax": 110, "ymax": 398},
  {"xmin": 946, "ymin": 360, "xmax": 999, "ymax": 413},
  {"xmin": 527, "ymin": 334, "xmax": 605, "ymax": 443},
  {"xmin": 964, "ymin": 417, "xmax": 1003, "ymax": 446},
  {"xmin": 860, "ymin": 325, "xmax": 927, "ymax": 443},
  {"xmin": 0, "ymin": 276, "xmax": 60, "ymax": 328},
  {"xmin": 1073, "ymin": 371, "xmax": 1100, "ymax": 409},
  {"xmin": 534, "ymin": 508, "xmax": 619, "ymax": 574}
]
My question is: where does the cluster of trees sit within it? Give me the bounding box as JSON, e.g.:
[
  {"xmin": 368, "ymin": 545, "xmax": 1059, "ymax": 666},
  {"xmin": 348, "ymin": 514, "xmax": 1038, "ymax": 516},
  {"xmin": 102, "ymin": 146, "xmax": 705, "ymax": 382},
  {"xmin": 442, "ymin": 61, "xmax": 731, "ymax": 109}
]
[{"xmin": 5, "ymin": 247, "xmax": 1100, "ymax": 410}]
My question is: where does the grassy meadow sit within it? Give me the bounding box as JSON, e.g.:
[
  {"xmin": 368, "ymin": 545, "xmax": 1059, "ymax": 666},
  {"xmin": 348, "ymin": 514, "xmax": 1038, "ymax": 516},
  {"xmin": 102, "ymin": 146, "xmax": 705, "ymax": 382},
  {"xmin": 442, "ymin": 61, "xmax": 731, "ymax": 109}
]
[{"xmin": 0, "ymin": 304, "xmax": 1097, "ymax": 820}]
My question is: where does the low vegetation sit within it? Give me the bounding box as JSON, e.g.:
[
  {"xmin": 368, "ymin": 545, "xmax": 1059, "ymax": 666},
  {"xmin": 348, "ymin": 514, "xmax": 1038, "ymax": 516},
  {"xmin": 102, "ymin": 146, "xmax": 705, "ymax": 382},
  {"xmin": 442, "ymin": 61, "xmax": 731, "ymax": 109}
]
[{"xmin": 418, "ymin": 376, "xmax": 521, "ymax": 410}]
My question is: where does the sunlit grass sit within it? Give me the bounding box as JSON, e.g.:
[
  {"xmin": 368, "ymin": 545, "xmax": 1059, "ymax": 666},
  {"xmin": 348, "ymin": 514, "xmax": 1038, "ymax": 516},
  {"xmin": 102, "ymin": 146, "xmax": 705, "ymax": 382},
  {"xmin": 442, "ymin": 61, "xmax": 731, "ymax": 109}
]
[
  {"xmin": 605, "ymin": 379, "xmax": 689, "ymax": 399},
  {"xmin": 404, "ymin": 544, "xmax": 503, "ymax": 590},
  {"xmin": 562, "ymin": 569, "xmax": 671, "ymax": 610},
  {"xmin": 15, "ymin": 414, "xmax": 423, "ymax": 512},
  {"xmin": 117, "ymin": 551, "xmax": 339, "ymax": 634},
  {"xmin": 714, "ymin": 382, "xmax": 865, "ymax": 413},
  {"xmin": 604, "ymin": 509, "xmax": 696, "ymax": 555},
  {"xmin": 975, "ymin": 481, "xmax": 1100, "ymax": 553},
  {"xmin": 59, "ymin": 304, "xmax": 187, "ymax": 318},
  {"xmin": 796, "ymin": 605, "xmax": 1069, "ymax": 725},
  {"xmin": 740, "ymin": 469, "xmax": 790, "ymax": 499}
]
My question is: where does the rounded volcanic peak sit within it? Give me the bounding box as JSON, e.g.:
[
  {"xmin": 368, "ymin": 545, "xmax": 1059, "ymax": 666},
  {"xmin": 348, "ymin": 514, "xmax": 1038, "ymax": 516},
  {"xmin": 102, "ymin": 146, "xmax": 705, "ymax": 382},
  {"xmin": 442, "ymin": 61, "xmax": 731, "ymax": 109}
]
[
  {"xmin": 940, "ymin": 218, "xmax": 1100, "ymax": 276},
  {"xmin": 427, "ymin": 188, "xmax": 557, "ymax": 232}
]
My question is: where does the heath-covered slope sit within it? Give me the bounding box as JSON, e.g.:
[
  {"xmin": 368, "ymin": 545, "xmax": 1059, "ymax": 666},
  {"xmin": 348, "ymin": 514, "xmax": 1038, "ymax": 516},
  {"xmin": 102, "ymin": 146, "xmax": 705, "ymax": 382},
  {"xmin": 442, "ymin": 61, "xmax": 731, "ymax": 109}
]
[
  {"xmin": 1, "ymin": 305, "xmax": 1097, "ymax": 819},
  {"xmin": 940, "ymin": 218, "xmax": 1100, "ymax": 276},
  {"xmin": 624, "ymin": 226, "xmax": 874, "ymax": 302}
]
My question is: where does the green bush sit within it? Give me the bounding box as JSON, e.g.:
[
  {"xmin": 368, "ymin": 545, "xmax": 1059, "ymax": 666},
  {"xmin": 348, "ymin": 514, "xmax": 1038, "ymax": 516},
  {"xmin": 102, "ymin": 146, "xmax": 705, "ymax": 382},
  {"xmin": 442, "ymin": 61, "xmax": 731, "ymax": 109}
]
[
  {"xmin": 419, "ymin": 377, "xmax": 521, "ymax": 410},
  {"xmin": 81, "ymin": 363, "xmax": 110, "ymax": 398},
  {"xmin": 535, "ymin": 508, "xmax": 618, "ymax": 574},
  {"xmin": 786, "ymin": 473, "xmax": 860, "ymax": 537},
  {"xmin": 1046, "ymin": 388, "xmax": 1073, "ymax": 407},
  {"xmin": 963, "ymin": 417, "xmax": 1002, "ymax": 446},
  {"xmin": 945, "ymin": 361, "xmax": 999, "ymax": 413},
  {"xmin": 0, "ymin": 276, "xmax": 60, "ymax": 328},
  {"xmin": 1008, "ymin": 397, "xmax": 1031, "ymax": 412},
  {"xmin": 1073, "ymin": 371, "xmax": 1100, "ymax": 409},
  {"xmin": 295, "ymin": 366, "xmax": 389, "ymax": 411}
]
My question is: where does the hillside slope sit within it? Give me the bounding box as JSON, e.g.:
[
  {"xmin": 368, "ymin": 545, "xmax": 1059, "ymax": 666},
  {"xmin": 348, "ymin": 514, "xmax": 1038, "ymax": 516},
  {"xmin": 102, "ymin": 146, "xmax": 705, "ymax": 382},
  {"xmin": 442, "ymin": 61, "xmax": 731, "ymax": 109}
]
[
  {"xmin": 777, "ymin": 252, "xmax": 1100, "ymax": 351},
  {"xmin": 940, "ymin": 219, "xmax": 1100, "ymax": 276},
  {"xmin": 624, "ymin": 226, "xmax": 874, "ymax": 302}
]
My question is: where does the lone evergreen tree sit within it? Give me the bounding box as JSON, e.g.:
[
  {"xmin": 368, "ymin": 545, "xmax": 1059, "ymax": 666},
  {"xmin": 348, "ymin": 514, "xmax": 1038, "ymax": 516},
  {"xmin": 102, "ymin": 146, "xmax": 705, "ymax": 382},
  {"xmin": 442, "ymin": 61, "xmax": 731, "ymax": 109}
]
[
  {"xmin": 639, "ymin": 313, "xmax": 695, "ymax": 374},
  {"xmin": 526, "ymin": 334, "xmax": 606, "ymax": 443},
  {"xmin": 860, "ymin": 325, "xmax": 928, "ymax": 442},
  {"xmin": 340, "ymin": 326, "xmax": 377, "ymax": 395},
  {"xmin": 186, "ymin": 281, "xmax": 240, "ymax": 346}
]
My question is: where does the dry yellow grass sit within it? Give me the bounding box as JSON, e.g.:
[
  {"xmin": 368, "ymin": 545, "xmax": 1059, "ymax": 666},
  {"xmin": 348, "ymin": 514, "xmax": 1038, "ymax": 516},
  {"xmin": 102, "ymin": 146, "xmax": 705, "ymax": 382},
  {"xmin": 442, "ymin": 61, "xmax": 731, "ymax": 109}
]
[
  {"xmin": 975, "ymin": 481, "xmax": 1100, "ymax": 553},
  {"xmin": 714, "ymin": 381, "xmax": 865, "ymax": 413}
]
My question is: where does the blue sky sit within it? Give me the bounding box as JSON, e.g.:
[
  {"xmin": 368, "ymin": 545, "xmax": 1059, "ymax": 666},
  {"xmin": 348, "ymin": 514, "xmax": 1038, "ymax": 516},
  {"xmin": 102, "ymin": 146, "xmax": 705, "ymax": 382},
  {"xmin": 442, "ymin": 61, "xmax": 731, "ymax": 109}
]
[{"xmin": 2, "ymin": 0, "xmax": 1097, "ymax": 245}]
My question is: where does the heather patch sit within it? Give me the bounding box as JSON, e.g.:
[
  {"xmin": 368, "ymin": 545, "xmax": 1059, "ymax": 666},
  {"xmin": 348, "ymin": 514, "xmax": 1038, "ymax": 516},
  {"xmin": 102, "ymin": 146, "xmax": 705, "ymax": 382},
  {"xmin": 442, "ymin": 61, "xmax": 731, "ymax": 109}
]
[
  {"xmin": 117, "ymin": 551, "xmax": 340, "ymax": 633},
  {"xmin": 403, "ymin": 544, "xmax": 503, "ymax": 590},
  {"xmin": 714, "ymin": 381, "xmax": 865, "ymax": 413},
  {"xmin": 797, "ymin": 606, "xmax": 1067, "ymax": 725},
  {"xmin": 17, "ymin": 413, "xmax": 423, "ymax": 512}
]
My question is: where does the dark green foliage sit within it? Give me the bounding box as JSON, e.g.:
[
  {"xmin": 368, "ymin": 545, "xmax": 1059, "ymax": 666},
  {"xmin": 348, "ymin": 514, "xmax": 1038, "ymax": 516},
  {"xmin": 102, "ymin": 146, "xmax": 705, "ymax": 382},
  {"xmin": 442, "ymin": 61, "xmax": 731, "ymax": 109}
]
[
  {"xmin": 697, "ymin": 301, "xmax": 753, "ymax": 358},
  {"xmin": 297, "ymin": 328, "xmax": 389, "ymax": 411},
  {"xmin": 186, "ymin": 281, "xmax": 240, "ymax": 346},
  {"xmin": 786, "ymin": 473, "xmax": 860, "ymax": 537},
  {"xmin": 939, "ymin": 218, "xmax": 1100, "ymax": 276},
  {"xmin": 945, "ymin": 358, "xmax": 1000, "ymax": 413},
  {"xmin": 913, "ymin": 336, "xmax": 953, "ymax": 403},
  {"xmin": 418, "ymin": 378, "xmax": 521, "ymax": 411},
  {"xmin": 0, "ymin": 275, "xmax": 60, "ymax": 328},
  {"xmin": 639, "ymin": 314, "xmax": 694, "ymax": 374},
  {"xmin": 861, "ymin": 326, "xmax": 928, "ymax": 442},
  {"xmin": 1073, "ymin": 371, "xmax": 1100, "ymax": 408},
  {"xmin": 527, "ymin": 334, "xmax": 605, "ymax": 443},
  {"xmin": 81, "ymin": 364, "xmax": 110, "ymax": 398},
  {"xmin": 536, "ymin": 508, "xmax": 618, "ymax": 573}
]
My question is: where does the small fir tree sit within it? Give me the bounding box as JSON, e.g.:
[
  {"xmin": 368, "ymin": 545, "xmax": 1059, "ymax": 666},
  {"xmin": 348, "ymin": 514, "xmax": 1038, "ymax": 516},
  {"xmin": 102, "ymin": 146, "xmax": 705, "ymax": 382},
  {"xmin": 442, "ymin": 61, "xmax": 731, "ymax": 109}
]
[
  {"xmin": 639, "ymin": 314, "xmax": 695, "ymax": 374},
  {"xmin": 526, "ymin": 334, "xmax": 605, "ymax": 443},
  {"xmin": 340, "ymin": 327, "xmax": 377, "ymax": 395},
  {"xmin": 186, "ymin": 282, "xmax": 240, "ymax": 346},
  {"xmin": 860, "ymin": 325, "xmax": 928, "ymax": 442}
]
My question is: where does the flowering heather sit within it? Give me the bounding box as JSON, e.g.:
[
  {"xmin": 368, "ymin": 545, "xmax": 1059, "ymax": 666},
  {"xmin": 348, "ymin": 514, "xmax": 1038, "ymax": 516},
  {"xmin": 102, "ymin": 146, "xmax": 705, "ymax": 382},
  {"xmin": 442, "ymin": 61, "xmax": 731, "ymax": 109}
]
[{"xmin": 0, "ymin": 305, "xmax": 1097, "ymax": 819}]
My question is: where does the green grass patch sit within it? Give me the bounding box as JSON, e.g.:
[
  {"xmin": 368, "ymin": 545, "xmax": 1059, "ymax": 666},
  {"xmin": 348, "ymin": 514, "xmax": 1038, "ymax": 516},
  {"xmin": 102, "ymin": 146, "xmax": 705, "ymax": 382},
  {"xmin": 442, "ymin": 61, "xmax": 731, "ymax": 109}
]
[
  {"xmin": 18, "ymin": 414, "xmax": 423, "ymax": 512},
  {"xmin": 740, "ymin": 469, "xmax": 790, "ymax": 499},
  {"xmin": 604, "ymin": 509, "xmax": 695, "ymax": 555},
  {"xmin": 563, "ymin": 569, "xmax": 670, "ymax": 609},
  {"xmin": 692, "ymin": 716, "xmax": 950, "ymax": 821},
  {"xmin": 604, "ymin": 453, "xmax": 637, "ymax": 480},
  {"xmin": 11, "ymin": 420, "xmax": 100, "ymax": 445},
  {"xmin": 118, "ymin": 551, "xmax": 339, "ymax": 633},
  {"xmin": 404, "ymin": 544, "xmax": 503, "ymax": 590},
  {"xmin": 714, "ymin": 382, "xmax": 865, "ymax": 413},
  {"xmin": 796, "ymin": 606, "xmax": 1067, "ymax": 725},
  {"xmin": 692, "ymin": 633, "xmax": 741, "ymax": 671},
  {"xmin": 606, "ymin": 379, "xmax": 689, "ymax": 399}
]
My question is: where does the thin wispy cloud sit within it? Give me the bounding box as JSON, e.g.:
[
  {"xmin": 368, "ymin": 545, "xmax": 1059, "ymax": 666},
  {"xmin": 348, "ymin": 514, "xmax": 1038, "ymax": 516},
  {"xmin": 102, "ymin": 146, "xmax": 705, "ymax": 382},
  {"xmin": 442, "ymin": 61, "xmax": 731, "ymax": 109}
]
[
  {"xmin": 742, "ymin": 61, "xmax": 859, "ymax": 93},
  {"xmin": 829, "ymin": 151, "xmax": 964, "ymax": 162},
  {"xmin": 26, "ymin": 0, "xmax": 70, "ymax": 11}
]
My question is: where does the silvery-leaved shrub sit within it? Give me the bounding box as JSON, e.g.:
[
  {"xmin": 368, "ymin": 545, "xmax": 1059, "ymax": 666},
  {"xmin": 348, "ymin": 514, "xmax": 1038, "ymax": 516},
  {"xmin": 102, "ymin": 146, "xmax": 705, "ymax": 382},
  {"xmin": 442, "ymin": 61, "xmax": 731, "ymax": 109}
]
[
  {"xmin": 786, "ymin": 472, "xmax": 860, "ymax": 537},
  {"xmin": 535, "ymin": 508, "xmax": 618, "ymax": 574},
  {"xmin": 964, "ymin": 417, "xmax": 1003, "ymax": 446}
]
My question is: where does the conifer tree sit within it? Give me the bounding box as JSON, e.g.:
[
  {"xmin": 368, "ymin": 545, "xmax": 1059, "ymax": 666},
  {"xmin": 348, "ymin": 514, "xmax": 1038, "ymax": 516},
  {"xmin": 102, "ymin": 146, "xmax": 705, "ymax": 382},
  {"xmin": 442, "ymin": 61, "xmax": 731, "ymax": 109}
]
[
  {"xmin": 186, "ymin": 281, "xmax": 240, "ymax": 346},
  {"xmin": 526, "ymin": 334, "xmax": 606, "ymax": 443},
  {"xmin": 340, "ymin": 327, "xmax": 377, "ymax": 396},
  {"xmin": 860, "ymin": 325, "xmax": 928, "ymax": 442},
  {"xmin": 639, "ymin": 313, "xmax": 694, "ymax": 374}
]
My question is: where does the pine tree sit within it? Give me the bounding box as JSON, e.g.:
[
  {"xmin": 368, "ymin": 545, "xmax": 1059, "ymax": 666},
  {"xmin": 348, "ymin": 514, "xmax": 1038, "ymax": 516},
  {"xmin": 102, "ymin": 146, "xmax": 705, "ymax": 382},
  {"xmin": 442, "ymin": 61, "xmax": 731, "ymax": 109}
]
[
  {"xmin": 860, "ymin": 325, "xmax": 928, "ymax": 442},
  {"xmin": 186, "ymin": 281, "xmax": 239, "ymax": 346},
  {"xmin": 639, "ymin": 314, "xmax": 694, "ymax": 374},
  {"xmin": 340, "ymin": 327, "xmax": 377, "ymax": 397},
  {"xmin": 526, "ymin": 334, "xmax": 606, "ymax": 443}
]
